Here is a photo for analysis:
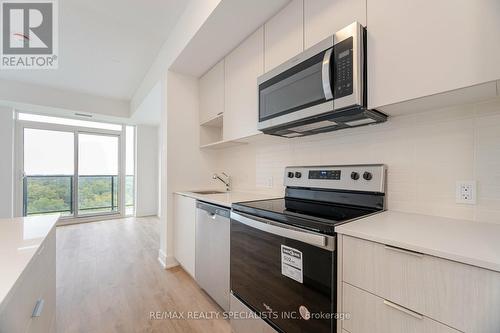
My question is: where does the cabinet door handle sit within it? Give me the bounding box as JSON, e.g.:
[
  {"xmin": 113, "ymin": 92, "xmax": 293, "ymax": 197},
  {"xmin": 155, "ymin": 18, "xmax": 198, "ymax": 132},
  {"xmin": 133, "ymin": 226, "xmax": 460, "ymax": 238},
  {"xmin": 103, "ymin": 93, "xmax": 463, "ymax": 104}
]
[
  {"xmin": 32, "ymin": 299, "xmax": 45, "ymax": 317},
  {"xmin": 384, "ymin": 245, "xmax": 424, "ymax": 258},
  {"xmin": 383, "ymin": 300, "xmax": 423, "ymax": 320}
]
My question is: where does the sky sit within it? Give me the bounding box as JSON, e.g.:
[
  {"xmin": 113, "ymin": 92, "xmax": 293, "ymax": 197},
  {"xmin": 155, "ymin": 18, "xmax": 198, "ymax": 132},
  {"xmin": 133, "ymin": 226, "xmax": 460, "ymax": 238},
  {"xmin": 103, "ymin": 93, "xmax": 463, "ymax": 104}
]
[{"xmin": 24, "ymin": 128, "xmax": 134, "ymax": 176}]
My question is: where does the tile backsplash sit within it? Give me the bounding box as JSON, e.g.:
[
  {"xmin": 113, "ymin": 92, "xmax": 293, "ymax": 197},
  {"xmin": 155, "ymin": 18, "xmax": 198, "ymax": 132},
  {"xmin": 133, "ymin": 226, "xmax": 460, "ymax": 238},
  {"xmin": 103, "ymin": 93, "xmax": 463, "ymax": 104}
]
[{"xmin": 216, "ymin": 98, "xmax": 500, "ymax": 223}]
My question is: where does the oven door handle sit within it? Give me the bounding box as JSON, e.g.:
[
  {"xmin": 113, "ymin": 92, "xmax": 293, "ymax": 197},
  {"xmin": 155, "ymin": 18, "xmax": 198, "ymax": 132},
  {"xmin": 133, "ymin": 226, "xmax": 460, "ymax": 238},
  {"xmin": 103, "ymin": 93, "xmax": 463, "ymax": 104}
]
[
  {"xmin": 230, "ymin": 211, "xmax": 334, "ymax": 250},
  {"xmin": 321, "ymin": 48, "xmax": 333, "ymax": 100}
]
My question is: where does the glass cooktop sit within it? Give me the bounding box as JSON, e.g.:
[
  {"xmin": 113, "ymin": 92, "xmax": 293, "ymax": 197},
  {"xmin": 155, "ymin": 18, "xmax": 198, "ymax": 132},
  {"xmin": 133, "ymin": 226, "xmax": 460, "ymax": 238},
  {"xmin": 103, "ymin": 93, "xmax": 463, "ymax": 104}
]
[{"xmin": 232, "ymin": 198, "xmax": 379, "ymax": 235}]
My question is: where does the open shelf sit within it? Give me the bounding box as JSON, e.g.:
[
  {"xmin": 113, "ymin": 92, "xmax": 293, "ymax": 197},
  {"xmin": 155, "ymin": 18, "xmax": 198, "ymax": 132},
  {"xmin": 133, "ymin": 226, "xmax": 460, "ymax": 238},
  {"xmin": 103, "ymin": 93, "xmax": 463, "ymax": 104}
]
[
  {"xmin": 199, "ymin": 133, "xmax": 272, "ymax": 149},
  {"xmin": 200, "ymin": 113, "xmax": 223, "ymax": 127},
  {"xmin": 199, "ymin": 114, "xmax": 280, "ymax": 150},
  {"xmin": 200, "ymin": 113, "xmax": 223, "ymax": 147},
  {"xmin": 200, "ymin": 139, "xmax": 247, "ymax": 150}
]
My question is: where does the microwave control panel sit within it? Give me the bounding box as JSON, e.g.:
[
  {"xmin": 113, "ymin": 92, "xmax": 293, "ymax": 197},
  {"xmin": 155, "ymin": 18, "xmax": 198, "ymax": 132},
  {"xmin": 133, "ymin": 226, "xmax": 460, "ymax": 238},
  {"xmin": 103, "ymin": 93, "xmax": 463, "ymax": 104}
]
[{"xmin": 333, "ymin": 37, "xmax": 353, "ymax": 99}]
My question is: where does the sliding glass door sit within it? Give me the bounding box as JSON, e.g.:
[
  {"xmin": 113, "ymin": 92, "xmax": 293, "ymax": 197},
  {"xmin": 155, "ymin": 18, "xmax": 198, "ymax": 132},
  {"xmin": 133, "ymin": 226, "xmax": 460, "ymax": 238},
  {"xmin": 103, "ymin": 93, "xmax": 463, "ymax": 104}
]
[
  {"xmin": 23, "ymin": 128, "xmax": 75, "ymax": 216},
  {"xmin": 77, "ymin": 133, "xmax": 119, "ymax": 215},
  {"xmin": 18, "ymin": 119, "xmax": 125, "ymax": 221}
]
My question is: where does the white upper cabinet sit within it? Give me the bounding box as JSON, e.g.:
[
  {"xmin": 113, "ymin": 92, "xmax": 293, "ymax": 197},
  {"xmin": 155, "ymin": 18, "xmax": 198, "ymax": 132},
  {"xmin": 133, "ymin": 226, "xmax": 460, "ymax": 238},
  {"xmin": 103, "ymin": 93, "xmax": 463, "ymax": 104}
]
[
  {"xmin": 264, "ymin": 0, "xmax": 304, "ymax": 72},
  {"xmin": 199, "ymin": 59, "xmax": 224, "ymax": 124},
  {"xmin": 304, "ymin": 0, "xmax": 366, "ymax": 48},
  {"xmin": 224, "ymin": 27, "xmax": 264, "ymax": 141},
  {"xmin": 367, "ymin": 0, "xmax": 500, "ymax": 109}
]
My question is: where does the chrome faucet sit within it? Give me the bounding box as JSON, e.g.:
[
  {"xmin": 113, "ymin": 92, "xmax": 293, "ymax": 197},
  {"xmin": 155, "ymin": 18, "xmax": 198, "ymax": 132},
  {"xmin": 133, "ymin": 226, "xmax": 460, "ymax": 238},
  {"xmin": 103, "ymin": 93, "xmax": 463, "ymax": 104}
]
[{"xmin": 213, "ymin": 172, "xmax": 231, "ymax": 192}]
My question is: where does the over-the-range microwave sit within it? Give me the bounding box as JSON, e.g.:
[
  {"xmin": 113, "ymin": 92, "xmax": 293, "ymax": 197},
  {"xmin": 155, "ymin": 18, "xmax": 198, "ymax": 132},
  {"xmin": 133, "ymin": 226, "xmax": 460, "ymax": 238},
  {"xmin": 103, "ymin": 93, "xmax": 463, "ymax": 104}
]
[{"xmin": 257, "ymin": 21, "xmax": 387, "ymax": 138}]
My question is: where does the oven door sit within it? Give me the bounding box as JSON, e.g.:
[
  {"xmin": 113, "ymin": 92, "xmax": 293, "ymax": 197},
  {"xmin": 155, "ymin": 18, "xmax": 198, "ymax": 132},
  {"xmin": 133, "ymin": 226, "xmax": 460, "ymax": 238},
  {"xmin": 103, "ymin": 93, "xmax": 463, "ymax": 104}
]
[{"xmin": 230, "ymin": 211, "xmax": 336, "ymax": 333}]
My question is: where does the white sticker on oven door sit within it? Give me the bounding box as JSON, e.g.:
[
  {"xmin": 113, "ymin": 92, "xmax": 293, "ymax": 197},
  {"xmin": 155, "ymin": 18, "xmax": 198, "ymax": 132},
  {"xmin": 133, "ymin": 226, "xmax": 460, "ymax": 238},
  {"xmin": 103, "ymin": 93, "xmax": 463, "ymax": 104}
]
[{"xmin": 281, "ymin": 245, "xmax": 303, "ymax": 283}]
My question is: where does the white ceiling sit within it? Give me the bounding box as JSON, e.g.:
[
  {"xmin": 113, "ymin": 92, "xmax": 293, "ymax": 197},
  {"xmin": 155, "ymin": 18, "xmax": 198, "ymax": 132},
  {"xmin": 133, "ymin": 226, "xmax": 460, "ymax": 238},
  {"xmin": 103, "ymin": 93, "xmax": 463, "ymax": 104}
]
[
  {"xmin": 0, "ymin": 0, "xmax": 188, "ymax": 101},
  {"xmin": 171, "ymin": 0, "xmax": 290, "ymax": 77}
]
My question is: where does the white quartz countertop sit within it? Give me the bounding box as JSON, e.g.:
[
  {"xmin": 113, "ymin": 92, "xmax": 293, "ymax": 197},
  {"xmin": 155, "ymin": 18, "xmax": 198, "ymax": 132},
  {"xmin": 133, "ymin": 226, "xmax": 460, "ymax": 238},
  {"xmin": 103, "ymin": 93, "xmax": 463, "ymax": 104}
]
[
  {"xmin": 175, "ymin": 190, "xmax": 280, "ymax": 208},
  {"xmin": 335, "ymin": 211, "xmax": 500, "ymax": 272},
  {"xmin": 0, "ymin": 214, "xmax": 59, "ymax": 305}
]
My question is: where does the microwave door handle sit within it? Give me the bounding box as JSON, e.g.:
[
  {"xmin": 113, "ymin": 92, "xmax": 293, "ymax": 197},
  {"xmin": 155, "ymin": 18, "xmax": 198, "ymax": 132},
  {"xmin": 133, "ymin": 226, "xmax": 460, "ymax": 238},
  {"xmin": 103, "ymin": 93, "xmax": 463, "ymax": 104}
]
[{"xmin": 321, "ymin": 48, "xmax": 333, "ymax": 100}]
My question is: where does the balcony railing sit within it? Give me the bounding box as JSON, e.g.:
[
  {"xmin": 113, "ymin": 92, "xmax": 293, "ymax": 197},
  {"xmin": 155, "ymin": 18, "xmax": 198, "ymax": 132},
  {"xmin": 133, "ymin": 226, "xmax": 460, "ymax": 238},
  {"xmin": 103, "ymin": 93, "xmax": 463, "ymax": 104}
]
[{"xmin": 23, "ymin": 175, "xmax": 134, "ymax": 216}]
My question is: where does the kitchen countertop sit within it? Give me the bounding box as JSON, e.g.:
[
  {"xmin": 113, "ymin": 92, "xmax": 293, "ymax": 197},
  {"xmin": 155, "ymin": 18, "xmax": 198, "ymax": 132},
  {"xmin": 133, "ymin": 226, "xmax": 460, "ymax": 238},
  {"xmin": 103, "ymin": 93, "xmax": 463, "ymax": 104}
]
[
  {"xmin": 0, "ymin": 214, "xmax": 59, "ymax": 305},
  {"xmin": 175, "ymin": 190, "xmax": 280, "ymax": 208},
  {"xmin": 335, "ymin": 211, "xmax": 500, "ymax": 272}
]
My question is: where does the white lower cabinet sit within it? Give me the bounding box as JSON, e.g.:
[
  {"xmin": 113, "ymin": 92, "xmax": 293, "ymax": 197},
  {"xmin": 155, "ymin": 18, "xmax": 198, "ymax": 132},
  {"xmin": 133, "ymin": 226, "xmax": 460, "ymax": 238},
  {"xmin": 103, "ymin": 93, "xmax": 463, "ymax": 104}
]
[
  {"xmin": 343, "ymin": 283, "xmax": 459, "ymax": 333},
  {"xmin": 340, "ymin": 235, "xmax": 500, "ymax": 333},
  {"xmin": 26, "ymin": 229, "xmax": 56, "ymax": 333},
  {"xmin": 0, "ymin": 228, "xmax": 56, "ymax": 333},
  {"xmin": 173, "ymin": 194, "xmax": 197, "ymax": 277}
]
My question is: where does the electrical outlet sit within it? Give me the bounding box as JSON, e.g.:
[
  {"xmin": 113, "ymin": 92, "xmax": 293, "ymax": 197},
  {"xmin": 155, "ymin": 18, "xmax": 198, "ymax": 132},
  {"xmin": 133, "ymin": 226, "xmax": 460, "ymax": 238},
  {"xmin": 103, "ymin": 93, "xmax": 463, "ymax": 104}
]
[{"xmin": 456, "ymin": 181, "xmax": 476, "ymax": 204}]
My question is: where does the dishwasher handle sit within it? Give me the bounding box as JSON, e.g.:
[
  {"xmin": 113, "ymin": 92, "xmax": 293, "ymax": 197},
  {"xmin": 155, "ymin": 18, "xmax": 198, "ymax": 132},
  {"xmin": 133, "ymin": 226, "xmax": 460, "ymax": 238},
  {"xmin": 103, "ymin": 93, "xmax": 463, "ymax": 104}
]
[{"xmin": 196, "ymin": 201, "xmax": 230, "ymax": 219}]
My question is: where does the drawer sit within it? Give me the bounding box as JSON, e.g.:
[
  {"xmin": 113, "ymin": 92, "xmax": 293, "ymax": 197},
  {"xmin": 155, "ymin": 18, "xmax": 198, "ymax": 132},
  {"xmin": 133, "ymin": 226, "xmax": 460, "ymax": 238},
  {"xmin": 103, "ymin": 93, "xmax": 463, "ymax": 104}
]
[
  {"xmin": 342, "ymin": 235, "xmax": 500, "ymax": 333},
  {"xmin": 230, "ymin": 294, "xmax": 278, "ymax": 333},
  {"xmin": 0, "ymin": 228, "xmax": 56, "ymax": 333},
  {"xmin": 342, "ymin": 283, "xmax": 460, "ymax": 333}
]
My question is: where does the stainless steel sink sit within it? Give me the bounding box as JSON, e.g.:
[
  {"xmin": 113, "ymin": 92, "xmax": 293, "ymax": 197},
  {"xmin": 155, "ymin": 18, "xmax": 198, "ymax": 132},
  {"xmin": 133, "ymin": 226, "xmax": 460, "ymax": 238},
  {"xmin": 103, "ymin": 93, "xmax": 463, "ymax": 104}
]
[{"xmin": 192, "ymin": 190, "xmax": 226, "ymax": 195}]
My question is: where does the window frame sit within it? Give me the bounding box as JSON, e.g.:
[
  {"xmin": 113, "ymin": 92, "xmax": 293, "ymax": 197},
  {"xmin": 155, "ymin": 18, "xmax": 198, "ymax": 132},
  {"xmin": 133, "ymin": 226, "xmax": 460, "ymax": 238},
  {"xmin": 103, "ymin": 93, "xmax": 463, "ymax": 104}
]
[{"xmin": 14, "ymin": 111, "xmax": 132, "ymax": 223}]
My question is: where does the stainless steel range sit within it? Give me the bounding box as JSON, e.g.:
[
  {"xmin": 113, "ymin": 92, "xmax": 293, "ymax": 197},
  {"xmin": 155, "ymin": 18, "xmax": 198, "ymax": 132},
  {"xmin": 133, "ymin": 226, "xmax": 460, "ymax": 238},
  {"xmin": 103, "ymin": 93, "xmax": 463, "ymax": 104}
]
[{"xmin": 230, "ymin": 164, "xmax": 386, "ymax": 333}]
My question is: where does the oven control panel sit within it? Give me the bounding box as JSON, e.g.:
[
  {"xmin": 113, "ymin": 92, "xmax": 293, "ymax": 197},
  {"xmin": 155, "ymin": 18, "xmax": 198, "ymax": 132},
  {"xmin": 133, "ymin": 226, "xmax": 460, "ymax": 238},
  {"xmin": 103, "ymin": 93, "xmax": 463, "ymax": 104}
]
[
  {"xmin": 284, "ymin": 165, "xmax": 386, "ymax": 193},
  {"xmin": 308, "ymin": 170, "xmax": 341, "ymax": 180}
]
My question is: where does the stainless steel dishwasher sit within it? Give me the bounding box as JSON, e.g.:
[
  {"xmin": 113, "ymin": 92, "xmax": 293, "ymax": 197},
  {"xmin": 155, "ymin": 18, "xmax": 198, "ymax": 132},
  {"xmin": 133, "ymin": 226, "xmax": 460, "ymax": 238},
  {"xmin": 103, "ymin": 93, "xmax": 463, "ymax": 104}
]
[{"xmin": 195, "ymin": 201, "xmax": 230, "ymax": 311}]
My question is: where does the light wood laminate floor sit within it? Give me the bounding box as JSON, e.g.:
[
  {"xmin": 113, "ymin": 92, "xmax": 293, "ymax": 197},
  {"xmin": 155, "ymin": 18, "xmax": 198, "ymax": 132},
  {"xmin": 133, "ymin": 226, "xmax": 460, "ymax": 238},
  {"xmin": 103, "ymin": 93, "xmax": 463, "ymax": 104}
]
[{"xmin": 56, "ymin": 217, "xmax": 231, "ymax": 333}]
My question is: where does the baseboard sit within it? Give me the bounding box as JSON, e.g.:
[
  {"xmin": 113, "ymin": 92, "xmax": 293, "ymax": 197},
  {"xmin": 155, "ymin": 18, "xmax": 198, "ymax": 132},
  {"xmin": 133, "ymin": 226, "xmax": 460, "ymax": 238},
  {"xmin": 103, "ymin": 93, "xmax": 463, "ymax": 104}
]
[
  {"xmin": 165, "ymin": 256, "xmax": 179, "ymax": 269},
  {"xmin": 158, "ymin": 249, "xmax": 167, "ymax": 268},
  {"xmin": 136, "ymin": 211, "xmax": 159, "ymax": 218},
  {"xmin": 56, "ymin": 213, "xmax": 124, "ymax": 226},
  {"xmin": 158, "ymin": 249, "xmax": 179, "ymax": 269}
]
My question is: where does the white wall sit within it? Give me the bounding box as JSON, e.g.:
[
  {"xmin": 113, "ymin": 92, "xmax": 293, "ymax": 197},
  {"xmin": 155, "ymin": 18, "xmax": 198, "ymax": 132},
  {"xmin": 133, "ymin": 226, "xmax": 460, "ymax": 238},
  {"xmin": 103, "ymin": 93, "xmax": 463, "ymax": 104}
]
[
  {"xmin": 216, "ymin": 98, "xmax": 500, "ymax": 224},
  {"xmin": 133, "ymin": 79, "xmax": 163, "ymax": 217},
  {"xmin": 159, "ymin": 78, "xmax": 168, "ymax": 265},
  {"xmin": 130, "ymin": 0, "xmax": 290, "ymax": 267},
  {"xmin": 135, "ymin": 124, "xmax": 160, "ymax": 217},
  {"xmin": 0, "ymin": 79, "xmax": 129, "ymax": 119},
  {"xmin": 130, "ymin": 81, "xmax": 162, "ymax": 126},
  {"xmin": 159, "ymin": 71, "xmax": 217, "ymax": 267},
  {"xmin": 131, "ymin": 0, "xmax": 222, "ymax": 112},
  {"xmin": 0, "ymin": 107, "xmax": 14, "ymax": 218},
  {"xmin": 130, "ymin": 0, "xmax": 223, "ymax": 265},
  {"xmin": 157, "ymin": 126, "xmax": 162, "ymax": 217}
]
